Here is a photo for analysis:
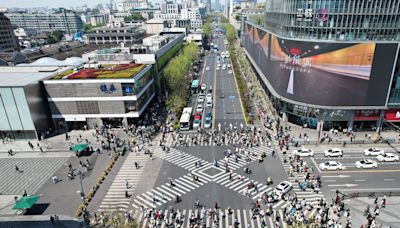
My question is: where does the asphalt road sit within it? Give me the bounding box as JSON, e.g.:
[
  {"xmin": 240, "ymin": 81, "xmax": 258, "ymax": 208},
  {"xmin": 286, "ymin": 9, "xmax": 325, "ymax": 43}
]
[
  {"xmin": 296, "ymin": 144, "xmax": 400, "ymax": 200},
  {"xmin": 150, "ymin": 145, "xmax": 287, "ymax": 210},
  {"xmin": 213, "ymin": 36, "xmax": 246, "ymax": 130}
]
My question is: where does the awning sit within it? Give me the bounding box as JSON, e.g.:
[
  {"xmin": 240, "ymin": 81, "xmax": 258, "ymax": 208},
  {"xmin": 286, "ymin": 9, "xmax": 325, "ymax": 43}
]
[
  {"xmin": 13, "ymin": 195, "xmax": 40, "ymax": 210},
  {"xmin": 71, "ymin": 144, "xmax": 89, "ymax": 152}
]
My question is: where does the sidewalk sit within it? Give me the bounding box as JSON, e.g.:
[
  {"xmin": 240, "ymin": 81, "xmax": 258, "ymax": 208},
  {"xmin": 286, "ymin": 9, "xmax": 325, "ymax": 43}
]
[
  {"xmin": 0, "ymin": 215, "xmax": 83, "ymax": 228},
  {"xmin": 345, "ymin": 197, "xmax": 400, "ymax": 228},
  {"xmin": 0, "ymin": 129, "xmax": 105, "ymax": 153}
]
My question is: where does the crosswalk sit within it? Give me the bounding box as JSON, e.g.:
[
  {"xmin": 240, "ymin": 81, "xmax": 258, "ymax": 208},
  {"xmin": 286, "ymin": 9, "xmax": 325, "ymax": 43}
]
[
  {"xmin": 276, "ymin": 151, "xmax": 324, "ymax": 209},
  {"xmin": 151, "ymin": 147, "xmax": 211, "ymax": 171},
  {"xmin": 131, "ymin": 173, "xmax": 210, "ymax": 209},
  {"xmin": 0, "ymin": 157, "xmax": 68, "ymax": 195},
  {"xmin": 214, "ymin": 172, "xmax": 273, "ymax": 201},
  {"xmin": 130, "ymin": 208, "xmax": 291, "ymax": 228},
  {"xmin": 98, "ymin": 153, "xmax": 149, "ymax": 212},
  {"xmin": 161, "ymin": 133, "xmax": 267, "ymax": 148}
]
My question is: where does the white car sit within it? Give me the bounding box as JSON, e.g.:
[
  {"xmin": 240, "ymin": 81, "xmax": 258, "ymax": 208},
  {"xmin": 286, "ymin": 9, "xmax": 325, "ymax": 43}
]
[
  {"xmin": 274, "ymin": 181, "xmax": 293, "ymax": 197},
  {"xmin": 355, "ymin": 159, "xmax": 378, "ymax": 169},
  {"xmin": 222, "ymin": 65, "xmax": 226, "ymax": 70},
  {"xmin": 216, "ymin": 67, "xmax": 220, "ymax": 71},
  {"xmin": 227, "ymin": 64, "xmax": 231, "ymax": 68},
  {"xmin": 193, "ymin": 119, "xmax": 201, "ymax": 128},
  {"xmin": 228, "ymin": 70, "xmax": 232, "ymax": 74},
  {"xmin": 319, "ymin": 161, "xmax": 344, "ymax": 171},
  {"xmin": 204, "ymin": 119, "xmax": 212, "ymax": 128},
  {"xmin": 206, "ymin": 93, "xmax": 212, "ymax": 100},
  {"xmin": 324, "ymin": 148, "xmax": 343, "ymax": 157},
  {"xmin": 201, "ymin": 84, "xmax": 207, "ymax": 91},
  {"xmin": 292, "ymin": 148, "xmax": 314, "ymax": 157},
  {"xmin": 377, "ymin": 153, "xmax": 399, "ymax": 162},
  {"xmin": 196, "ymin": 104, "xmax": 203, "ymax": 113},
  {"xmin": 364, "ymin": 147, "xmax": 385, "ymax": 156},
  {"xmin": 197, "ymin": 95, "xmax": 205, "ymax": 103},
  {"xmin": 206, "ymin": 66, "xmax": 210, "ymax": 71}
]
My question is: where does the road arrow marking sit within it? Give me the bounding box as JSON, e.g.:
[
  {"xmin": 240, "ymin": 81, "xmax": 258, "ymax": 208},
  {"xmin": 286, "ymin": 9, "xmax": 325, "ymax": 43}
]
[
  {"xmin": 322, "ymin": 175, "xmax": 350, "ymax": 178},
  {"xmin": 327, "ymin": 184, "xmax": 358, "ymax": 187}
]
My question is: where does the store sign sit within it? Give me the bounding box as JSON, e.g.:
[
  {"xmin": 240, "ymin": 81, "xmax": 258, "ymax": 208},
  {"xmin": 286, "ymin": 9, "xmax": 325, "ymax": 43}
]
[
  {"xmin": 385, "ymin": 109, "xmax": 400, "ymax": 121},
  {"xmin": 296, "ymin": 8, "xmax": 328, "ymax": 22},
  {"xmin": 353, "ymin": 110, "xmax": 380, "ymax": 121},
  {"xmin": 100, "ymin": 84, "xmax": 117, "ymax": 94},
  {"xmin": 296, "ymin": 8, "xmax": 313, "ymax": 22}
]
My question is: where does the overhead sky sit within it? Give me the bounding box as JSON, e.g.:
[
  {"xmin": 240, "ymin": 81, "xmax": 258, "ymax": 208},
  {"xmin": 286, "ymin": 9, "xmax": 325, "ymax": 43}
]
[{"xmin": 0, "ymin": 0, "xmax": 115, "ymax": 8}]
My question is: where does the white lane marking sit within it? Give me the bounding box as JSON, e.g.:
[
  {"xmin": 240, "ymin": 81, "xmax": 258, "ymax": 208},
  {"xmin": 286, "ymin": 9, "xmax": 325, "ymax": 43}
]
[
  {"xmin": 384, "ymin": 179, "xmax": 395, "ymax": 181},
  {"xmin": 310, "ymin": 157, "xmax": 322, "ymax": 173}
]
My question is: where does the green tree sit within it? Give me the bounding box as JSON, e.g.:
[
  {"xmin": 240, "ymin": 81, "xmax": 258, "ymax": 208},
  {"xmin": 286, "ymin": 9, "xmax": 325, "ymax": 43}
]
[
  {"xmin": 252, "ymin": 15, "xmax": 264, "ymax": 25},
  {"xmin": 51, "ymin": 30, "xmax": 64, "ymax": 41},
  {"xmin": 235, "ymin": 15, "xmax": 241, "ymax": 21},
  {"xmin": 203, "ymin": 23, "xmax": 213, "ymax": 38},
  {"xmin": 124, "ymin": 13, "xmax": 144, "ymax": 21},
  {"xmin": 46, "ymin": 30, "xmax": 64, "ymax": 44}
]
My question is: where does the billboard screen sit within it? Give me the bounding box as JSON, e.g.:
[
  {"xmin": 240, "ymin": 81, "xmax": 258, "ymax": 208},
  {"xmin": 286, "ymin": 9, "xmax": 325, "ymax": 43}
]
[{"xmin": 244, "ymin": 23, "xmax": 399, "ymax": 107}]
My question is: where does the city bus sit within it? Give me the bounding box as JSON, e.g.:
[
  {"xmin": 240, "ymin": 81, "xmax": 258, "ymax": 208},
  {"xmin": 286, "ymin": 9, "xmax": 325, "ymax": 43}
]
[
  {"xmin": 179, "ymin": 107, "xmax": 193, "ymax": 131},
  {"xmin": 191, "ymin": 79, "xmax": 199, "ymax": 93}
]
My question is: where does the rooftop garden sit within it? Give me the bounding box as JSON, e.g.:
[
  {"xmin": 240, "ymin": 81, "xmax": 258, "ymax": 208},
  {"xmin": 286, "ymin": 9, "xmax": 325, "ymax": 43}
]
[{"xmin": 52, "ymin": 63, "xmax": 145, "ymax": 80}]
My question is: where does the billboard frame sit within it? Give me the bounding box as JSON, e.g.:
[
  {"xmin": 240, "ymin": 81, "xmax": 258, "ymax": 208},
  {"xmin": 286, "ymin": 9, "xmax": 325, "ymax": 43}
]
[{"xmin": 244, "ymin": 21, "xmax": 400, "ymax": 110}]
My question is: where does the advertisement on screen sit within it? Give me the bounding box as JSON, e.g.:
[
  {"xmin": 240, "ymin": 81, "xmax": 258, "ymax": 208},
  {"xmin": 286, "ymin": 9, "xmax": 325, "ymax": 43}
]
[{"xmin": 244, "ymin": 23, "xmax": 399, "ymax": 107}]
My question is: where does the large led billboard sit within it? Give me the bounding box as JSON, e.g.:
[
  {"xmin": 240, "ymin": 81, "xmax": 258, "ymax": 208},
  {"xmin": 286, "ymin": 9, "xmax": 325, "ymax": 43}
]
[{"xmin": 244, "ymin": 23, "xmax": 399, "ymax": 107}]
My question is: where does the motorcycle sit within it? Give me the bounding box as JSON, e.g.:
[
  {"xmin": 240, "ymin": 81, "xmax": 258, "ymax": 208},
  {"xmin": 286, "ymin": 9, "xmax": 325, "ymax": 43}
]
[{"xmin": 266, "ymin": 177, "xmax": 273, "ymax": 185}]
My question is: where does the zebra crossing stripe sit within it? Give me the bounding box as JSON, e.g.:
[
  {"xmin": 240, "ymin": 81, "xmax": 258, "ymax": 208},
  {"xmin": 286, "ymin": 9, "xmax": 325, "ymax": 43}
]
[
  {"xmin": 181, "ymin": 175, "xmax": 204, "ymax": 186},
  {"xmin": 178, "ymin": 176, "xmax": 201, "ymax": 187},
  {"xmin": 151, "ymin": 189, "xmax": 170, "ymax": 201},
  {"xmin": 141, "ymin": 193, "xmax": 162, "ymax": 206},
  {"xmin": 136, "ymin": 195, "xmax": 156, "ymax": 208},
  {"xmin": 252, "ymin": 187, "xmax": 272, "ymax": 200},
  {"xmin": 156, "ymin": 186, "xmax": 174, "ymax": 198},
  {"xmin": 174, "ymin": 178, "xmax": 196, "ymax": 190},
  {"xmin": 273, "ymin": 200, "xmax": 285, "ymax": 209},
  {"xmin": 230, "ymin": 179, "xmax": 250, "ymax": 189},
  {"xmin": 279, "ymin": 209, "xmax": 287, "ymax": 228},
  {"xmin": 249, "ymin": 210, "xmax": 256, "ymax": 228},
  {"xmin": 256, "ymin": 212, "xmax": 262, "ymax": 227},
  {"xmin": 160, "ymin": 185, "xmax": 182, "ymax": 196},
  {"xmin": 224, "ymin": 177, "xmax": 241, "ymax": 187},
  {"xmin": 213, "ymin": 172, "xmax": 229, "ymax": 183},
  {"xmin": 234, "ymin": 180, "xmax": 253, "ymax": 192}
]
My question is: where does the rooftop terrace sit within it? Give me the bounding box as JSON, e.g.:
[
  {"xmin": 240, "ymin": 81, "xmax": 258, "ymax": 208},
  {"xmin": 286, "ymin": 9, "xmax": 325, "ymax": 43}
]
[{"xmin": 52, "ymin": 63, "xmax": 145, "ymax": 80}]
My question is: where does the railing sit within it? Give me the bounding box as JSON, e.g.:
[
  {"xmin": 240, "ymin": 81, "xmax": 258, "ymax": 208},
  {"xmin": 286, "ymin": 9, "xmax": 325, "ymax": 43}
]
[
  {"xmin": 289, "ymin": 138, "xmax": 397, "ymax": 147},
  {"xmin": 339, "ymin": 191, "xmax": 400, "ymax": 201}
]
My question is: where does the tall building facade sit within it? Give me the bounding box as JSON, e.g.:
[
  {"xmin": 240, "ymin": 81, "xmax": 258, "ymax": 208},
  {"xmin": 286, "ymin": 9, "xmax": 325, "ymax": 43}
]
[
  {"xmin": 243, "ymin": 0, "xmax": 400, "ymax": 131},
  {"xmin": 6, "ymin": 10, "xmax": 84, "ymax": 34},
  {"xmin": 264, "ymin": 0, "xmax": 400, "ymax": 41},
  {"xmin": 0, "ymin": 13, "xmax": 18, "ymax": 52},
  {"xmin": 206, "ymin": 0, "xmax": 211, "ymax": 13}
]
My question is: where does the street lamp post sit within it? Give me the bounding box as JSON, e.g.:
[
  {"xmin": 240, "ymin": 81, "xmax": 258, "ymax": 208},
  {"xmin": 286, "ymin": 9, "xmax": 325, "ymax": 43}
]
[{"xmin": 78, "ymin": 171, "xmax": 85, "ymax": 201}]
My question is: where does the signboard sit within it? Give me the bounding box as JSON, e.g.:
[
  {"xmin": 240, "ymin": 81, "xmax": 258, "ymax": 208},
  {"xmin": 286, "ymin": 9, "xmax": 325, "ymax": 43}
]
[
  {"xmin": 353, "ymin": 110, "xmax": 380, "ymax": 121},
  {"xmin": 100, "ymin": 84, "xmax": 117, "ymax": 94},
  {"xmin": 244, "ymin": 23, "xmax": 399, "ymax": 106},
  {"xmin": 385, "ymin": 109, "xmax": 400, "ymax": 121}
]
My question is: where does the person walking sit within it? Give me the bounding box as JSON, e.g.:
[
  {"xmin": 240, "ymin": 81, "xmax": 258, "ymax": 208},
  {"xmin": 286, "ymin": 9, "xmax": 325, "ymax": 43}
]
[{"xmin": 15, "ymin": 165, "xmax": 21, "ymax": 174}]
